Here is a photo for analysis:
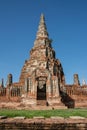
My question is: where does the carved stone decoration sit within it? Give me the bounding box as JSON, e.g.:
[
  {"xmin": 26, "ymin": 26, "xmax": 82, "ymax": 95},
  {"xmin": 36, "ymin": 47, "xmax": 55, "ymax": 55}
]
[{"xmin": 38, "ymin": 78, "xmax": 46, "ymax": 89}]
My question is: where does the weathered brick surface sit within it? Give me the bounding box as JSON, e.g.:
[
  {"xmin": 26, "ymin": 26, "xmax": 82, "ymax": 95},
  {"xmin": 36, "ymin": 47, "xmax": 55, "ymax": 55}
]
[{"xmin": 0, "ymin": 118, "xmax": 87, "ymax": 130}]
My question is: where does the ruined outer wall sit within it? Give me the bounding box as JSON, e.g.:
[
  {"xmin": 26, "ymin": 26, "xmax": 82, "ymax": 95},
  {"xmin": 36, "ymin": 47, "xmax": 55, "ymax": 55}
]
[
  {"xmin": 0, "ymin": 118, "xmax": 87, "ymax": 130},
  {"xmin": 61, "ymin": 85, "xmax": 87, "ymax": 108}
]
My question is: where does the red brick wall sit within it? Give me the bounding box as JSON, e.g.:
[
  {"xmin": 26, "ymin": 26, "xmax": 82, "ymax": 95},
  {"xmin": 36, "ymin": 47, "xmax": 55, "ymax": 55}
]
[{"xmin": 0, "ymin": 118, "xmax": 87, "ymax": 130}]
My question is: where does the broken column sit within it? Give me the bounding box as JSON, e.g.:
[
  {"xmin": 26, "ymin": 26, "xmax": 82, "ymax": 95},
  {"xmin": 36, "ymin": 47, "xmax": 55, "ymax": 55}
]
[
  {"xmin": 73, "ymin": 74, "xmax": 80, "ymax": 85},
  {"xmin": 7, "ymin": 74, "xmax": 13, "ymax": 86}
]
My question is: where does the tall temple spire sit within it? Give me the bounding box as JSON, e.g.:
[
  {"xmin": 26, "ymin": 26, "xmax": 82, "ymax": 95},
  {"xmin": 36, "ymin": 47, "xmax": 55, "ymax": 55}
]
[{"xmin": 36, "ymin": 14, "xmax": 49, "ymax": 39}]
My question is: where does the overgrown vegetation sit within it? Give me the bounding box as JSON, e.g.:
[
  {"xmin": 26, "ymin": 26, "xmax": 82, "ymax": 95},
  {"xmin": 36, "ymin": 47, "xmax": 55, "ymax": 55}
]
[{"xmin": 0, "ymin": 109, "xmax": 87, "ymax": 118}]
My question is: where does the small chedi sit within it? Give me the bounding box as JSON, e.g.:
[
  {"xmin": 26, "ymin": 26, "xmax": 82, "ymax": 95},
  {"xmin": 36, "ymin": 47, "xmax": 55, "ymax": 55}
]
[{"xmin": 0, "ymin": 14, "xmax": 87, "ymax": 109}]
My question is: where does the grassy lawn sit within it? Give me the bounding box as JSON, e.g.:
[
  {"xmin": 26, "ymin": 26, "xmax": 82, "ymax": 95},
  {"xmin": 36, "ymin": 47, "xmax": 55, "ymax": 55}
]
[{"xmin": 0, "ymin": 109, "xmax": 87, "ymax": 118}]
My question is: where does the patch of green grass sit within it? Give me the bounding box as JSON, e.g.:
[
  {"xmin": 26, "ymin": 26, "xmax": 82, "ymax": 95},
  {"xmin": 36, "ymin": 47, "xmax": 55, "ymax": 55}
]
[{"xmin": 0, "ymin": 108, "xmax": 87, "ymax": 118}]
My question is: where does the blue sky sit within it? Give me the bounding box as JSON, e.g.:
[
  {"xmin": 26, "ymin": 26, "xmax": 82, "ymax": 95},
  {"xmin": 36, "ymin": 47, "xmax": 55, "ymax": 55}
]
[{"xmin": 0, "ymin": 0, "xmax": 87, "ymax": 85}]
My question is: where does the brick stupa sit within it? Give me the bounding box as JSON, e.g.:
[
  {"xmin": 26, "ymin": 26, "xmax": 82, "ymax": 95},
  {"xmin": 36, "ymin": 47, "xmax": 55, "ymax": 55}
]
[{"xmin": 19, "ymin": 14, "xmax": 65, "ymax": 106}]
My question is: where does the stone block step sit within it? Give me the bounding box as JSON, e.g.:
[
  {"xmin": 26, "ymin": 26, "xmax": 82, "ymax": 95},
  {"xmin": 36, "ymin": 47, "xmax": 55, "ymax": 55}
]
[{"xmin": 37, "ymin": 100, "xmax": 47, "ymax": 106}]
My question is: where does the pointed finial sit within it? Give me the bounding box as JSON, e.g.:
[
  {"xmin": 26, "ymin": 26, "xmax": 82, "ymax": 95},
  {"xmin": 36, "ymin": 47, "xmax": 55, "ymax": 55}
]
[
  {"xmin": 36, "ymin": 13, "xmax": 49, "ymax": 39},
  {"xmin": 40, "ymin": 13, "xmax": 45, "ymax": 23}
]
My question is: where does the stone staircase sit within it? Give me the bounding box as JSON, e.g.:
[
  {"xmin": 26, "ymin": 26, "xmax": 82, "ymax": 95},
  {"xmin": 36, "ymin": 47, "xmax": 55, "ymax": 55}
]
[
  {"xmin": 37, "ymin": 100, "xmax": 67, "ymax": 109},
  {"xmin": 37, "ymin": 100, "xmax": 47, "ymax": 106}
]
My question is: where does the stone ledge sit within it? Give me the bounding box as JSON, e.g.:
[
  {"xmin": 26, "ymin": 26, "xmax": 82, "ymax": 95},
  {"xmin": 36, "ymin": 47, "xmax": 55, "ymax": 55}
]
[
  {"xmin": 33, "ymin": 116, "xmax": 45, "ymax": 119},
  {"xmin": 0, "ymin": 116, "xmax": 86, "ymax": 120},
  {"xmin": 13, "ymin": 116, "xmax": 26, "ymax": 119},
  {"xmin": 69, "ymin": 116, "xmax": 86, "ymax": 119},
  {"xmin": 51, "ymin": 116, "xmax": 64, "ymax": 120}
]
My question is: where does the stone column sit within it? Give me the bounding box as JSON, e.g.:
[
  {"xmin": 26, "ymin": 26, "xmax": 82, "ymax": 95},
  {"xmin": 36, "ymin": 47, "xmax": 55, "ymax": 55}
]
[
  {"xmin": 34, "ymin": 80, "xmax": 37, "ymax": 99},
  {"xmin": 25, "ymin": 78, "xmax": 29, "ymax": 93},
  {"xmin": 32, "ymin": 79, "xmax": 36, "ymax": 97},
  {"xmin": 7, "ymin": 74, "xmax": 13, "ymax": 86},
  {"xmin": 30, "ymin": 77, "xmax": 36, "ymax": 98},
  {"xmin": 46, "ymin": 73, "xmax": 52, "ymax": 98},
  {"xmin": 53, "ymin": 76, "xmax": 60, "ymax": 97},
  {"xmin": 73, "ymin": 74, "xmax": 80, "ymax": 85},
  {"xmin": 55, "ymin": 76, "xmax": 60, "ymax": 97},
  {"xmin": 6, "ymin": 87, "xmax": 10, "ymax": 100}
]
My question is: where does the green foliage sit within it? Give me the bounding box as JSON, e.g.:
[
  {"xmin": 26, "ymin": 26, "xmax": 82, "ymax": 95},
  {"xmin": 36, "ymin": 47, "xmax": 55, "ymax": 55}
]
[{"xmin": 0, "ymin": 108, "xmax": 87, "ymax": 118}]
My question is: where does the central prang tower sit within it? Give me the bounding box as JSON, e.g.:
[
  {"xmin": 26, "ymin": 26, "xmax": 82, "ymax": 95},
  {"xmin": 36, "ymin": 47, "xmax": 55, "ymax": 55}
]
[{"xmin": 19, "ymin": 14, "xmax": 65, "ymax": 106}]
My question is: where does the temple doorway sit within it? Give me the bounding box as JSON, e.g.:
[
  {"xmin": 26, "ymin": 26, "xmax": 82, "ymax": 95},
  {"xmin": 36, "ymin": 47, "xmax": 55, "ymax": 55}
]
[
  {"xmin": 37, "ymin": 77, "xmax": 47, "ymax": 105},
  {"xmin": 37, "ymin": 83, "xmax": 46, "ymax": 100}
]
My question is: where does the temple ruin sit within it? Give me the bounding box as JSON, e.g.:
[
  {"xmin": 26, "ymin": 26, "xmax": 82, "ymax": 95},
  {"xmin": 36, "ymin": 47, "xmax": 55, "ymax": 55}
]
[{"xmin": 0, "ymin": 14, "xmax": 87, "ymax": 109}]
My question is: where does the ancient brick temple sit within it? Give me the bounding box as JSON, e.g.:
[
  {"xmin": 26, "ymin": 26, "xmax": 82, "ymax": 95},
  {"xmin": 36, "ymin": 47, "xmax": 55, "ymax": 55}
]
[{"xmin": 0, "ymin": 14, "xmax": 87, "ymax": 109}]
